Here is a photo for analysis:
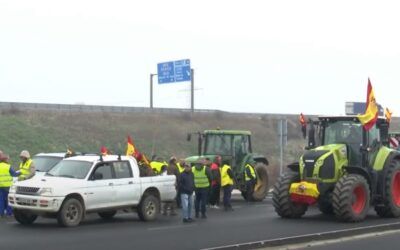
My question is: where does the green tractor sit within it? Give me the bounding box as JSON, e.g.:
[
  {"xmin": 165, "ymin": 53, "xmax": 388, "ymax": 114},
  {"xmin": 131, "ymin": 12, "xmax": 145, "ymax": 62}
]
[
  {"xmin": 186, "ymin": 130, "xmax": 269, "ymax": 201},
  {"xmin": 273, "ymin": 116, "xmax": 400, "ymax": 222}
]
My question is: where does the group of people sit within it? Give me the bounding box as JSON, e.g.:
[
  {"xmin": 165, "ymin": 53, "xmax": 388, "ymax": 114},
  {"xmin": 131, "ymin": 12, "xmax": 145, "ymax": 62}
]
[
  {"xmin": 149, "ymin": 155, "xmax": 256, "ymax": 223},
  {"xmin": 0, "ymin": 150, "xmax": 35, "ymax": 218}
]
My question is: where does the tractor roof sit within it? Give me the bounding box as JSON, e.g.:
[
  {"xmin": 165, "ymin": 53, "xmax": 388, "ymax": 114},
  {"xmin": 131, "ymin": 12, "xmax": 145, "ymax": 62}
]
[
  {"xmin": 204, "ymin": 130, "xmax": 251, "ymax": 135},
  {"xmin": 318, "ymin": 115, "xmax": 386, "ymax": 123}
]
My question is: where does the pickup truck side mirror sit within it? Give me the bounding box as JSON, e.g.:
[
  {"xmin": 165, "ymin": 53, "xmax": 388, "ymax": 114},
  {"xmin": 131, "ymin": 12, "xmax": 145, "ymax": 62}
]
[{"xmin": 92, "ymin": 172, "xmax": 103, "ymax": 180}]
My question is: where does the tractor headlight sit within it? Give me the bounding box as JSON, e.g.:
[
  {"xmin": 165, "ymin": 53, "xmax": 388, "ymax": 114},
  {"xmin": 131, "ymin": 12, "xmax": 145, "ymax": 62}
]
[
  {"xmin": 340, "ymin": 147, "xmax": 347, "ymax": 157},
  {"xmin": 316, "ymin": 159, "xmax": 324, "ymax": 166},
  {"xmin": 39, "ymin": 187, "xmax": 53, "ymax": 196}
]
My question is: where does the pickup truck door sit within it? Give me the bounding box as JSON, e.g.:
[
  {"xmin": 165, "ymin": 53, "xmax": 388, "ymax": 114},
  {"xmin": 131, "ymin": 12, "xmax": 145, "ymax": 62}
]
[
  {"xmin": 85, "ymin": 163, "xmax": 116, "ymax": 210},
  {"xmin": 112, "ymin": 161, "xmax": 141, "ymax": 206}
]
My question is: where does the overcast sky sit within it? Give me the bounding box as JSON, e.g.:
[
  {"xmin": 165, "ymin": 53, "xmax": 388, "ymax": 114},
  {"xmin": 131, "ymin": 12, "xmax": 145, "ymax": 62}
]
[{"xmin": 1, "ymin": 0, "xmax": 399, "ymax": 115}]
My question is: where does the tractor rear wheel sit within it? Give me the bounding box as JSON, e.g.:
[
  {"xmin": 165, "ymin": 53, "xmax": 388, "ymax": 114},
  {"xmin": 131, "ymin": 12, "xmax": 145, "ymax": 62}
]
[
  {"xmin": 272, "ymin": 173, "xmax": 308, "ymax": 218},
  {"xmin": 332, "ymin": 174, "xmax": 370, "ymax": 222},
  {"xmin": 252, "ymin": 162, "xmax": 269, "ymax": 201},
  {"xmin": 375, "ymin": 160, "xmax": 400, "ymax": 217}
]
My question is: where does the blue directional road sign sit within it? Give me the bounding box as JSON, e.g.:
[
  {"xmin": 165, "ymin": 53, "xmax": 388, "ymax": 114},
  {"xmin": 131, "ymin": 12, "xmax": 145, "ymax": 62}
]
[{"xmin": 157, "ymin": 59, "xmax": 191, "ymax": 84}]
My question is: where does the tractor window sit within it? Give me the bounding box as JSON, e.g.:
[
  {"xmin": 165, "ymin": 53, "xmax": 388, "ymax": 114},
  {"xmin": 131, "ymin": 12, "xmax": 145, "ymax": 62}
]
[
  {"xmin": 233, "ymin": 135, "xmax": 250, "ymax": 166},
  {"xmin": 204, "ymin": 134, "xmax": 232, "ymax": 156},
  {"xmin": 324, "ymin": 121, "xmax": 362, "ymax": 145},
  {"xmin": 368, "ymin": 126, "xmax": 380, "ymax": 146}
]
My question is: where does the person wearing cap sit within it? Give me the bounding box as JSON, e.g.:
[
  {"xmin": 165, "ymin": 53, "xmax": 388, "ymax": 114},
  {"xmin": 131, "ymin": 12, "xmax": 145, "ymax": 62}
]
[
  {"xmin": 192, "ymin": 159, "xmax": 212, "ymax": 219},
  {"xmin": 0, "ymin": 153, "xmax": 20, "ymax": 218},
  {"xmin": 18, "ymin": 150, "xmax": 35, "ymax": 181},
  {"xmin": 179, "ymin": 163, "xmax": 195, "ymax": 223}
]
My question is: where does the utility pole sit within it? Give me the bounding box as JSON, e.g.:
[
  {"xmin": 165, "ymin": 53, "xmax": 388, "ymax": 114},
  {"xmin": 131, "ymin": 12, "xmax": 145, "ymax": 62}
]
[
  {"xmin": 150, "ymin": 73, "xmax": 157, "ymax": 109},
  {"xmin": 190, "ymin": 69, "xmax": 194, "ymax": 112},
  {"xmin": 278, "ymin": 119, "xmax": 288, "ymax": 176}
]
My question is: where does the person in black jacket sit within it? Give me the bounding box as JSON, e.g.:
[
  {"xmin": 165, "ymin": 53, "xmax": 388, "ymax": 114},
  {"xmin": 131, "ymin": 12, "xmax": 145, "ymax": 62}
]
[{"xmin": 179, "ymin": 163, "xmax": 195, "ymax": 223}]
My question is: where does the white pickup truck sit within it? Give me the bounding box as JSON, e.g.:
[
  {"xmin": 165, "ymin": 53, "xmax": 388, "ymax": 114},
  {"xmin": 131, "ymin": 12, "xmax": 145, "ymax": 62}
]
[{"xmin": 8, "ymin": 155, "xmax": 176, "ymax": 227}]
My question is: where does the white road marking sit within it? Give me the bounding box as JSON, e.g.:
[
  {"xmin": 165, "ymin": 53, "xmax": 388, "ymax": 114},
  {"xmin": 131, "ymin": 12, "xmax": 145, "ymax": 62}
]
[{"xmin": 147, "ymin": 224, "xmax": 198, "ymax": 231}]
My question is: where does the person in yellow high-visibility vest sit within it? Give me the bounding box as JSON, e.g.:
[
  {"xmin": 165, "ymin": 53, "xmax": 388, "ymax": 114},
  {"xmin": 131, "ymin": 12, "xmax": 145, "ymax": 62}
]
[
  {"xmin": 18, "ymin": 150, "xmax": 35, "ymax": 181},
  {"xmin": 0, "ymin": 153, "xmax": 20, "ymax": 217},
  {"xmin": 244, "ymin": 163, "xmax": 256, "ymax": 202},
  {"xmin": 192, "ymin": 159, "xmax": 211, "ymax": 218},
  {"xmin": 221, "ymin": 160, "xmax": 235, "ymax": 211}
]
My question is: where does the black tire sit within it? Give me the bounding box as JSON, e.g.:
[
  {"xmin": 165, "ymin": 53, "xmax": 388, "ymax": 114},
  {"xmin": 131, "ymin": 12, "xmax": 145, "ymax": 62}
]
[
  {"xmin": 332, "ymin": 174, "xmax": 370, "ymax": 222},
  {"xmin": 318, "ymin": 191, "xmax": 333, "ymax": 214},
  {"xmin": 137, "ymin": 195, "xmax": 160, "ymax": 221},
  {"xmin": 13, "ymin": 209, "xmax": 37, "ymax": 225},
  {"xmin": 272, "ymin": 173, "xmax": 308, "ymax": 218},
  {"xmin": 252, "ymin": 163, "xmax": 269, "ymax": 201},
  {"xmin": 98, "ymin": 211, "xmax": 117, "ymax": 220},
  {"xmin": 375, "ymin": 160, "xmax": 400, "ymax": 217},
  {"xmin": 57, "ymin": 198, "xmax": 84, "ymax": 227}
]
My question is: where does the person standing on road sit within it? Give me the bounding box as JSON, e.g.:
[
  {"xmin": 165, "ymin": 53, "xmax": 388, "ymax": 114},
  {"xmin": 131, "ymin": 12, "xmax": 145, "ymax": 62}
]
[
  {"xmin": 209, "ymin": 155, "xmax": 221, "ymax": 208},
  {"xmin": 0, "ymin": 153, "xmax": 20, "ymax": 218},
  {"xmin": 192, "ymin": 159, "xmax": 212, "ymax": 219},
  {"xmin": 244, "ymin": 163, "xmax": 256, "ymax": 202},
  {"xmin": 179, "ymin": 163, "xmax": 195, "ymax": 223},
  {"xmin": 162, "ymin": 157, "xmax": 179, "ymax": 216},
  {"xmin": 221, "ymin": 160, "xmax": 234, "ymax": 211},
  {"xmin": 18, "ymin": 150, "xmax": 35, "ymax": 181}
]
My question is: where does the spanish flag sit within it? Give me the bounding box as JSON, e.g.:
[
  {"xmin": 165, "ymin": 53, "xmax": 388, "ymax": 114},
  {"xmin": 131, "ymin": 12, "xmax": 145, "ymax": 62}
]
[
  {"xmin": 357, "ymin": 79, "xmax": 378, "ymax": 131},
  {"xmin": 126, "ymin": 135, "xmax": 136, "ymax": 156},
  {"xmin": 385, "ymin": 108, "xmax": 392, "ymax": 124}
]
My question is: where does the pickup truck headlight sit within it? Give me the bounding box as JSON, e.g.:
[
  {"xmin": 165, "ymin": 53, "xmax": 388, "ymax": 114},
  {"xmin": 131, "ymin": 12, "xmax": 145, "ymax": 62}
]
[
  {"xmin": 9, "ymin": 185, "xmax": 16, "ymax": 193},
  {"xmin": 39, "ymin": 187, "xmax": 53, "ymax": 196}
]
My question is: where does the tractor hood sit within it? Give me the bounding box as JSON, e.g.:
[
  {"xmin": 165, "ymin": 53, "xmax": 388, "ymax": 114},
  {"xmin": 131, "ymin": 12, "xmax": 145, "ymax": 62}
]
[
  {"xmin": 300, "ymin": 144, "xmax": 348, "ymax": 182},
  {"xmin": 185, "ymin": 155, "xmax": 217, "ymax": 164}
]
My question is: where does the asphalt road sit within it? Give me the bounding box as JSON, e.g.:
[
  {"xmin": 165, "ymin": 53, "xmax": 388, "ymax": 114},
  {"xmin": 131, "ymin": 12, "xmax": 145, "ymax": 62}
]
[{"xmin": 1, "ymin": 193, "xmax": 400, "ymax": 250}]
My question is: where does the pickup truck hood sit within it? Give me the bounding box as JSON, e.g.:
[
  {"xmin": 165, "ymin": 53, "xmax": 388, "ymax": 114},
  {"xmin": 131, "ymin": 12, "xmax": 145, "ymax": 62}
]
[{"xmin": 15, "ymin": 176, "xmax": 85, "ymax": 191}]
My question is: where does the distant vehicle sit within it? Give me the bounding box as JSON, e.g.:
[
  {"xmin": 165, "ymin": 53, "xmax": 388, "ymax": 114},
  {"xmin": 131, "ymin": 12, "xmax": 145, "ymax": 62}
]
[
  {"xmin": 186, "ymin": 129, "xmax": 269, "ymax": 201},
  {"xmin": 8, "ymin": 155, "xmax": 176, "ymax": 227},
  {"xmin": 32, "ymin": 153, "xmax": 68, "ymax": 176}
]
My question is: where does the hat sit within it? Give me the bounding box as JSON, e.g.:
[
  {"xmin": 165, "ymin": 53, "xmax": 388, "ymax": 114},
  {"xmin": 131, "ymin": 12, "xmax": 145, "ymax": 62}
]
[{"xmin": 20, "ymin": 150, "xmax": 30, "ymax": 158}]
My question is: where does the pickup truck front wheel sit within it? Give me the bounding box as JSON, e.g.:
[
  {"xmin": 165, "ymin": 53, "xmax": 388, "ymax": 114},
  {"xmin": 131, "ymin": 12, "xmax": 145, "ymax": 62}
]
[
  {"xmin": 14, "ymin": 209, "xmax": 38, "ymax": 225},
  {"xmin": 57, "ymin": 198, "xmax": 84, "ymax": 227},
  {"xmin": 138, "ymin": 195, "xmax": 160, "ymax": 221}
]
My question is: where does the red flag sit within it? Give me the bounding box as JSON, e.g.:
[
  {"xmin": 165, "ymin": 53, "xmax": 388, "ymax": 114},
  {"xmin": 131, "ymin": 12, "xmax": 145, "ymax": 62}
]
[
  {"xmin": 100, "ymin": 146, "xmax": 109, "ymax": 156},
  {"xmin": 357, "ymin": 79, "xmax": 378, "ymax": 131},
  {"xmin": 299, "ymin": 113, "xmax": 306, "ymax": 127}
]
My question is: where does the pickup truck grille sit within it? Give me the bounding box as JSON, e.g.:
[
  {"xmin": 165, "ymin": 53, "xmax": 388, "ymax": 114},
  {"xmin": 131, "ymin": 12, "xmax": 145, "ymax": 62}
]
[{"xmin": 16, "ymin": 186, "xmax": 40, "ymax": 195}]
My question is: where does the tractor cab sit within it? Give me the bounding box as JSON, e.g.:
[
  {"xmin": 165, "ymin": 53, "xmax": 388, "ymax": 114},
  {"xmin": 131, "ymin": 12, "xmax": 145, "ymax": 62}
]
[{"xmin": 186, "ymin": 129, "xmax": 269, "ymax": 201}]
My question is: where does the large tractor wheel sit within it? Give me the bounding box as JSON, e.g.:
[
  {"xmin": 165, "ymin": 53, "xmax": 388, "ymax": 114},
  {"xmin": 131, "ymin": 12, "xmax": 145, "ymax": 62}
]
[
  {"xmin": 252, "ymin": 162, "xmax": 269, "ymax": 201},
  {"xmin": 332, "ymin": 174, "xmax": 370, "ymax": 222},
  {"xmin": 375, "ymin": 160, "xmax": 400, "ymax": 217},
  {"xmin": 272, "ymin": 173, "xmax": 308, "ymax": 218}
]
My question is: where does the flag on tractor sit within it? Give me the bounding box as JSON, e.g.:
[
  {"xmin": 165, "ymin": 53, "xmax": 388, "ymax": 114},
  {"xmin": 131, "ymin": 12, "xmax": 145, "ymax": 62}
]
[
  {"xmin": 357, "ymin": 79, "xmax": 379, "ymax": 131},
  {"xmin": 100, "ymin": 146, "xmax": 109, "ymax": 156},
  {"xmin": 299, "ymin": 113, "xmax": 307, "ymax": 138},
  {"xmin": 289, "ymin": 181, "xmax": 320, "ymax": 205},
  {"xmin": 126, "ymin": 135, "xmax": 136, "ymax": 156},
  {"xmin": 385, "ymin": 108, "xmax": 392, "ymax": 124}
]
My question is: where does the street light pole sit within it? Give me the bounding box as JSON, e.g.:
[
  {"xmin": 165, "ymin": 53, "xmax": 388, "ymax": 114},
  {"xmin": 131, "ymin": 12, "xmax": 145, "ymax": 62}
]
[
  {"xmin": 150, "ymin": 73, "xmax": 157, "ymax": 109},
  {"xmin": 190, "ymin": 69, "xmax": 194, "ymax": 112}
]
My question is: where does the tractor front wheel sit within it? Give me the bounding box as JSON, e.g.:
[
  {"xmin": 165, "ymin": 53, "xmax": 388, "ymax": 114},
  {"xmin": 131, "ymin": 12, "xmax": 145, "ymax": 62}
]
[
  {"xmin": 332, "ymin": 174, "xmax": 370, "ymax": 222},
  {"xmin": 375, "ymin": 160, "xmax": 400, "ymax": 217},
  {"xmin": 252, "ymin": 163, "xmax": 269, "ymax": 201},
  {"xmin": 272, "ymin": 173, "xmax": 308, "ymax": 218}
]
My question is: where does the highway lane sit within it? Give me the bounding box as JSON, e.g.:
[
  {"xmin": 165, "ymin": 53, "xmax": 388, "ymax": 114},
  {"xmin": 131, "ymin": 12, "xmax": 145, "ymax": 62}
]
[{"xmin": 1, "ymin": 194, "xmax": 400, "ymax": 250}]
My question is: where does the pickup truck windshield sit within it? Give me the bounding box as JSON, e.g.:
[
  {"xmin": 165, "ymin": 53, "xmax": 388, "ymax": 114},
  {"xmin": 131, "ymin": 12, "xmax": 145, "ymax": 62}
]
[
  {"xmin": 47, "ymin": 160, "xmax": 92, "ymax": 179},
  {"xmin": 33, "ymin": 156, "xmax": 63, "ymax": 172}
]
